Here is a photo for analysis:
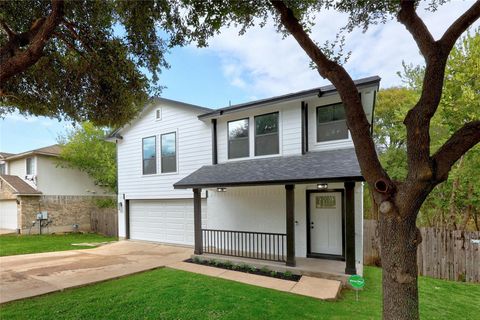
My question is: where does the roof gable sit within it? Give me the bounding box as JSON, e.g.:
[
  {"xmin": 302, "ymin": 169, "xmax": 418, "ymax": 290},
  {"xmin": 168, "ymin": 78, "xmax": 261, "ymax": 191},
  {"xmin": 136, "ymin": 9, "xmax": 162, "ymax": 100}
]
[{"xmin": 0, "ymin": 175, "xmax": 42, "ymax": 195}]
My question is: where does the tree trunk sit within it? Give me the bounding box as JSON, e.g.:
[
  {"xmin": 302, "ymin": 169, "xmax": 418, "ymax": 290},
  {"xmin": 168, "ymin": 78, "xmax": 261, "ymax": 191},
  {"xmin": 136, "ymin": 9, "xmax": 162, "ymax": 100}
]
[{"xmin": 380, "ymin": 202, "xmax": 420, "ymax": 320}]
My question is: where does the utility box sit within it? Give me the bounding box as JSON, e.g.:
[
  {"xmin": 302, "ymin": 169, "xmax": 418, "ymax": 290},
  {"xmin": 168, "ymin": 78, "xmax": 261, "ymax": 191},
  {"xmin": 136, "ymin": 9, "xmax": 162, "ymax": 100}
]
[{"xmin": 36, "ymin": 211, "xmax": 48, "ymax": 220}]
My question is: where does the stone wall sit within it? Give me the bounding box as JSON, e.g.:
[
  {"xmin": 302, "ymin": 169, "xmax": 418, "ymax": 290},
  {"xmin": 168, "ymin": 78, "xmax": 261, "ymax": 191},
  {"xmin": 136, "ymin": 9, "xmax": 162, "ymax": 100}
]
[
  {"xmin": 18, "ymin": 195, "xmax": 117, "ymax": 234},
  {"xmin": 0, "ymin": 179, "xmax": 16, "ymax": 200}
]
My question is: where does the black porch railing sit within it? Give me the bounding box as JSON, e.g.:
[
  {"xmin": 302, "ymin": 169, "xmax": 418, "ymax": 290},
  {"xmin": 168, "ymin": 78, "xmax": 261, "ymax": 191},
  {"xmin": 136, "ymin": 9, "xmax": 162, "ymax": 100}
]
[{"xmin": 201, "ymin": 229, "xmax": 286, "ymax": 262}]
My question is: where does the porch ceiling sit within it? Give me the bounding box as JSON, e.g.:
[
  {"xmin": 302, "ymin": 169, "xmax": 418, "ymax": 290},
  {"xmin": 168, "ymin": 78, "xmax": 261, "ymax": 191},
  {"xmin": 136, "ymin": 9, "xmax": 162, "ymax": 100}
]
[{"xmin": 174, "ymin": 148, "xmax": 363, "ymax": 189}]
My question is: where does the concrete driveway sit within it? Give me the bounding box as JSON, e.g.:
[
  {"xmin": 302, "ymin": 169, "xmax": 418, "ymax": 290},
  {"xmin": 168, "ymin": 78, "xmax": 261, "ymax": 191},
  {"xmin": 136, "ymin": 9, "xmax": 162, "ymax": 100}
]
[{"xmin": 0, "ymin": 241, "xmax": 192, "ymax": 304}]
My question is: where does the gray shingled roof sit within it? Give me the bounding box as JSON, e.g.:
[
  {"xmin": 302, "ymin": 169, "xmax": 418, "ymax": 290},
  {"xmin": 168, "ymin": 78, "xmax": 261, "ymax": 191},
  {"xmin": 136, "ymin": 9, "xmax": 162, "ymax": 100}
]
[
  {"xmin": 199, "ymin": 76, "xmax": 380, "ymax": 119},
  {"xmin": 174, "ymin": 148, "xmax": 363, "ymax": 189}
]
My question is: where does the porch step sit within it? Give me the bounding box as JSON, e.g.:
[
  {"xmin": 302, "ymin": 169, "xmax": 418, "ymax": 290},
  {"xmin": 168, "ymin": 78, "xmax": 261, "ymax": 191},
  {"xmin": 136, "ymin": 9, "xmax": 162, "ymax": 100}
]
[{"xmin": 168, "ymin": 261, "xmax": 341, "ymax": 300}]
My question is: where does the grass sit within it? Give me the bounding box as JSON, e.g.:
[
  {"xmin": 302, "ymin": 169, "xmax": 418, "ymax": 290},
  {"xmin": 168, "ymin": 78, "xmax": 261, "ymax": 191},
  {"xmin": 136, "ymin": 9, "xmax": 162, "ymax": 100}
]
[
  {"xmin": 1, "ymin": 266, "xmax": 478, "ymax": 320},
  {"xmin": 0, "ymin": 233, "xmax": 117, "ymax": 257}
]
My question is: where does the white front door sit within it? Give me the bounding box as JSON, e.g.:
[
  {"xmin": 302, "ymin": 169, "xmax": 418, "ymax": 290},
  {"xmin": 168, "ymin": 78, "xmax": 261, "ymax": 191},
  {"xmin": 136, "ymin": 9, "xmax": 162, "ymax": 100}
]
[{"xmin": 309, "ymin": 192, "xmax": 343, "ymax": 256}]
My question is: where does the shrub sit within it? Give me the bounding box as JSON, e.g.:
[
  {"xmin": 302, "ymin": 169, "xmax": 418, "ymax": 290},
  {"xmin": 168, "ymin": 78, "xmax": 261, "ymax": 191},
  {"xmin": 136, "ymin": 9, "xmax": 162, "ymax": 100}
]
[
  {"xmin": 260, "ymin": 266, "xmax": 270, "ymax": 274},
  {"xmin": 284, "ymin": 271, "xmax": 293, "ymax": 278}
]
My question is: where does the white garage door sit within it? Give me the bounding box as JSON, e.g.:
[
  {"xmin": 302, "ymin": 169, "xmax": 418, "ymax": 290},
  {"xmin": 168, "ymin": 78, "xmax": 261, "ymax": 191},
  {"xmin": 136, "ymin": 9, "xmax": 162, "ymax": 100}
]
[
  {"xmin": 130, "ymin": 199, "xmax": 206, "ymax": 245},
  {"xmin": 0, "ymin": 200, "xmax": 18, "ymax": 230}
]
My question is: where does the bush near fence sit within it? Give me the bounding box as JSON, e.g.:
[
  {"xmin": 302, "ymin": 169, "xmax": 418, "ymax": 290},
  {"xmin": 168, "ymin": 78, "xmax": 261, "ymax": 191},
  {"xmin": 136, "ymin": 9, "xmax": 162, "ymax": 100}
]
[{"xmin": 363, "ymin": 219, "xmax": 480, "ymax": 283}]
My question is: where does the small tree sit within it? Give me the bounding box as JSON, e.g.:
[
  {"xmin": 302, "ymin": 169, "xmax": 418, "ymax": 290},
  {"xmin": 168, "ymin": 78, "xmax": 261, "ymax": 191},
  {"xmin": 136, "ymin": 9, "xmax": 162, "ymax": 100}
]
[{"xmin": 58, "ymin": 122, "xmax": 116, "ymax": 193}]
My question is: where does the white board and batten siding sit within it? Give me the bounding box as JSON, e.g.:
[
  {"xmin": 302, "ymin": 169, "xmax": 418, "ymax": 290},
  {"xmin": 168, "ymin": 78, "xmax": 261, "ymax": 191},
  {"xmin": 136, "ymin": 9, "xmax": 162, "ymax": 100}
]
[
  {"xmin": 116, "ymin": 101, "xmax": 212, "ymax": 240},
  {"xmin": 216, "ymin": 100, "xmax": 302, "ymax": 163},
  {"xmin": 307, "ymin": 88, "xmax": 375, "ymax": 152}
]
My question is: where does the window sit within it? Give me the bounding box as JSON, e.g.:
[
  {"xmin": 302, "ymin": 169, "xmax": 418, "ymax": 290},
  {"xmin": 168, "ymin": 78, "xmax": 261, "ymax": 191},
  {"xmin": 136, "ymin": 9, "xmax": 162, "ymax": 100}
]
[
  {"xmin": 155, "ymin": 108, "xmax": 162, "ymax": 121},
  {"xmin": 26, "ymin": 157, "xmax": 35, "ymax": 175},
  {"xmin": 228, "ymin": 118, "xmax": 249, "ymax": 159},
  {"xmin": 142, "ymin": 136, "xmax": 156, "ymax": 175},
  {"xmin": 161, "ymin": 132, "xmax": 177, "ymax": 173},
  {"xmin": 316, "ymin": 103, "xmax": 349, "ymax": 142},
  {"xmin": 315, "ymin": 195, "xmax": 336, "ymax": 208},
  {"xmin": 255, "ymin": 112, "xmax": 279, "ymax": 156},
  {"xmin": 0, "ymin": 163, "xmax": 5, "ymax": 174}
]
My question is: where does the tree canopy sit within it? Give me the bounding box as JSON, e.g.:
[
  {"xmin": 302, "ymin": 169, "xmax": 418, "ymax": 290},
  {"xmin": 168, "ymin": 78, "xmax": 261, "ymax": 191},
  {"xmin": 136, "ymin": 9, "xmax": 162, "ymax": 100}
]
[{"xmin": 0, "ymin": 0, "xmax": 213, "ymax": 126}]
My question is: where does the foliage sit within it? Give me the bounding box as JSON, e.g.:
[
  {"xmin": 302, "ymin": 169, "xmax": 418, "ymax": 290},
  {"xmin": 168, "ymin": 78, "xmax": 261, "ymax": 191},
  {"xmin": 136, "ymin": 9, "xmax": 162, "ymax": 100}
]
[
  {"xmin": 366, "ymin": 30, "xmax": 480, "ymax": 228},
  {"xmin": 0, "ymin": 0, "xmax": 218, "ymax": 126},
  {"xmin": 1, "ymin": 267, "xmax": 479, "ymax": 319},
  {"xmin": 0, "ymin": 233, "xmax": 116, "ymax": 256},
  {"xmin": 401, "ymin": 30, "xmax": 480, "ymax": 229},
  {"xmin": 93, "ymin": 197, "xmax": 117, "ymax": 209},
  {"xmin": 58, "ymin": 122, "xmax": 116, "ymax": 193}
]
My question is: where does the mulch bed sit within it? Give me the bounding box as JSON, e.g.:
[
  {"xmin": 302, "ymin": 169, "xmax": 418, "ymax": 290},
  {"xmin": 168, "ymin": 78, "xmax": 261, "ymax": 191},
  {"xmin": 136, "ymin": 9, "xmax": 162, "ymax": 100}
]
[{"xmin": 185, "ymin": 258, "xmax": 302, "ymax": 282}]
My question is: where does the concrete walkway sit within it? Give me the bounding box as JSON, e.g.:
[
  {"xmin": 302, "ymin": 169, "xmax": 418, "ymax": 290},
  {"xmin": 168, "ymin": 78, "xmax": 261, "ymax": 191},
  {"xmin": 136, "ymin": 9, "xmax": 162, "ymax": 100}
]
[
  {"xmin": 0, "ymin": 241, "xmax": 192, "ymax": 304},
  {"xmin": 168, "ymin": 261, "xmax": 341, "ymax": 300}
]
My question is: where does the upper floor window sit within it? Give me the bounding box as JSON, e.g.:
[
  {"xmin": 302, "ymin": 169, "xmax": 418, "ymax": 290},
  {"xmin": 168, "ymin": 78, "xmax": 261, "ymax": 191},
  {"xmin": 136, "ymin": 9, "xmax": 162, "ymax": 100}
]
[
  {"xmin": 228, "ymin": 118, "xmax": 249, "ymax": 159},
  {"xmin": 155, "ymin": 108, "xmax": 162, "ymax": 121},
  {"xmin": 26, "ymin": 157, "xmax": 35, "ymax": 175},
  {"xmin": 0, "ymin": 163, "xmax": 5, "ymax": 174},
  {"xmin": 316, "ymin": 103, "xmax": 348, "ymax": 142},
  {"xmin": 142, "ymin": 136, "xmax": 157, "ymax": 175},
  {"xmin": 255, "ymin": 112, "xmax": 279, "ymax": 156},
  {"xmin": 161, "ymin": 132, "xmax": 177, "ymax": 173}
]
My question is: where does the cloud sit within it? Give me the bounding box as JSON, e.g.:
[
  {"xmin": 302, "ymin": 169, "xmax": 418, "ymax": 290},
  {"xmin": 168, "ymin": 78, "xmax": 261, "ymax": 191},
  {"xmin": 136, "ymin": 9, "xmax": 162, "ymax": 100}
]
[{"xmin": 200, "ymin": 1, "xmax": 479, "ymax": 98}]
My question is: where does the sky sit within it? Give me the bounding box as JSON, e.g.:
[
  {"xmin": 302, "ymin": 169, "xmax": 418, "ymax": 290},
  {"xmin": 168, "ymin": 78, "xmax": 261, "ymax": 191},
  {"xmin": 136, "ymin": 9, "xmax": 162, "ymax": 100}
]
[{"xmin": 0, "ymin": 1, "xmax": 477, "ymax": 154}]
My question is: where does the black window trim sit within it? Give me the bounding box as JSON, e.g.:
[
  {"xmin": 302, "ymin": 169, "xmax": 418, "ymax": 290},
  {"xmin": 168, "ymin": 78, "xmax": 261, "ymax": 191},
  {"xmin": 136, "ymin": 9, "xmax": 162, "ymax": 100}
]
[
  {"xmin": 315, "ymin": 102, "xmax": 350, "ymax": 143},
  {"xmin": 160, "ymin": 131, "xmax": 177, "ymax": 174},
  {"xmin": 227, "ymin": 117, "xmax": 250, "ymax": 160},
  {"xmin": 254, "ymin": 111, "xmax": 280, "ymax": 157},
  {"xmin": 142, "ymin": 135, "xmax": 157, "ymax": 175}
]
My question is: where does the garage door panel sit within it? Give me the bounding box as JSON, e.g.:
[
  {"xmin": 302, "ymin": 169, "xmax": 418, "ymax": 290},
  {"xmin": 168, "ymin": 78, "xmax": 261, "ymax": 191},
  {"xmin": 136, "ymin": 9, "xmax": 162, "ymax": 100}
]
[
  {"xmin": 129, "ymin": 199, "xmax": 206, "ymax": 245},
  {"xmin": 0, "ymin": 200, "xmax": 18, "ymax": 230}
]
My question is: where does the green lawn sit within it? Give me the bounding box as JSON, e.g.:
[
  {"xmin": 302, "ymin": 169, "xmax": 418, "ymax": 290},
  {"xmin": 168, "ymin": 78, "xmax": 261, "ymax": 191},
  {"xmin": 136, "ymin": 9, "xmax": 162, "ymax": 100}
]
[
  {"xmin": 1, "ymin": 266, "xmax": 478, "ymax": 320},
  {"xmin": 0, "ymin": 233, "xmax": 117, "ymax": 257}
]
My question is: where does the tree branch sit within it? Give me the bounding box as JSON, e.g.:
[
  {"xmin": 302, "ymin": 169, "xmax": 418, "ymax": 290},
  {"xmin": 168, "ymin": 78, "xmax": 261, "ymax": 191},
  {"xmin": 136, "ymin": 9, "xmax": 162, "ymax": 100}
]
[
  {"xmin": 270, "ymin": 0, "xmax": 390, "ymax": 189},
  {"xmin": 397, "ymin": 0, "xmax": 436, "ymax": 59},
  {"xmin": 433, "ymin": 121, "xmax": 480, "ymax": 182},
  {"xmin": 439, "ymin": 0, "xmax": 480, "ymax": 52},
  {"xmin": 0, "ymin": 20, "xmax": 16, "ymax": 39},
  {"xmin": 0, "ymin": 0, "xmax": 64, "ymax": 86}
]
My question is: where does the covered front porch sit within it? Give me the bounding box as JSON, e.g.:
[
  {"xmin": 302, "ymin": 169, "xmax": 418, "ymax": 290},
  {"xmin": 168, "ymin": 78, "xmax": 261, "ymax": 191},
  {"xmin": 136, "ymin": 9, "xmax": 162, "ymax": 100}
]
[{"xmin": 174, "ymin": 149, "xmax": 364, "ymax": 277}]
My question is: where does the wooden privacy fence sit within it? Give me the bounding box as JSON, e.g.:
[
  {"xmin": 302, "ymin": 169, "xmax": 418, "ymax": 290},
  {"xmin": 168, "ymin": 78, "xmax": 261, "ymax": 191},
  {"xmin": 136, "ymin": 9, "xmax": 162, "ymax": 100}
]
[
  {"xmin": 91, "ymin": 210, "xmax": 118, "ymax": 237},
  {"xmin": 364, "ymin": 219, "xmax": 480, "ymax": 283}
]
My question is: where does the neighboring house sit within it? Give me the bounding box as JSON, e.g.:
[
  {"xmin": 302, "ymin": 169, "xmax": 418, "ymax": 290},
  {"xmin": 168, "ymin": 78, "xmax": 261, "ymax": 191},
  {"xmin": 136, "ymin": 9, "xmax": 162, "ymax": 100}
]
[
  {"xmin": 0, "ymin": 145, "xmax": 112, "ymax": 233},
  {"xmin": 111, "ymin": 76, "xmax": 380, "ymax": 277}
]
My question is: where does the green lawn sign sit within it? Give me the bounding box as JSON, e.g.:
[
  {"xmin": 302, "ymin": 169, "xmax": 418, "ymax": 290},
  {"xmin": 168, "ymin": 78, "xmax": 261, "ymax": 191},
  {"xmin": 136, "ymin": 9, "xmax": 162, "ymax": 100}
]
[{"xmin": 348, "ymin": 275, "xmax": 365, "ymax": 301}]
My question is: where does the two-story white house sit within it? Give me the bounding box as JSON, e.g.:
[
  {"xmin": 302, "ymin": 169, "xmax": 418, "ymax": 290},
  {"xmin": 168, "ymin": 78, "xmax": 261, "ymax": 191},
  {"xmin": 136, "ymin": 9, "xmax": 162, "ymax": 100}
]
[
  {"xmin": 0, "ymin": 145, "xmax": 112, "ymax": 233},
  {"xmin": 112, "ymin": 76, "xmax": 380, "ymax": 278}
]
